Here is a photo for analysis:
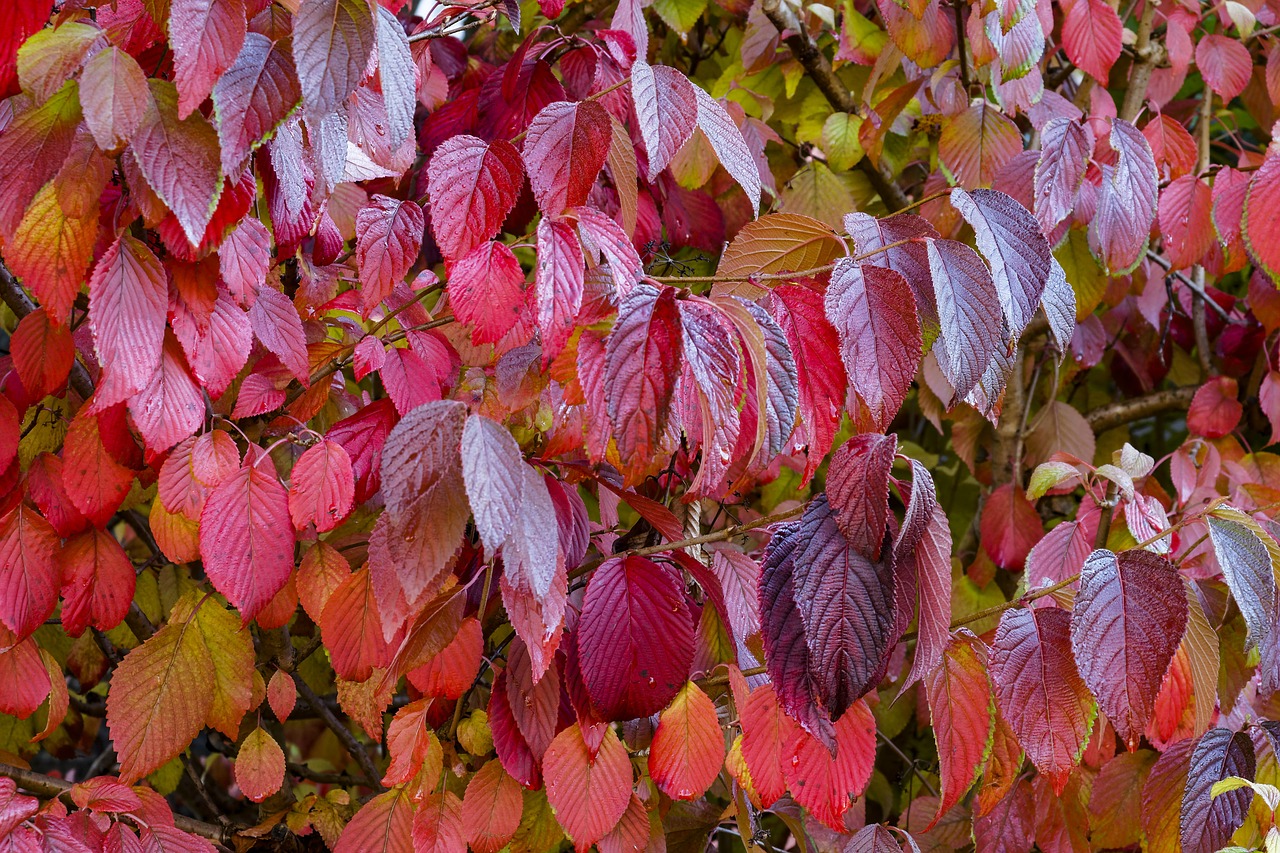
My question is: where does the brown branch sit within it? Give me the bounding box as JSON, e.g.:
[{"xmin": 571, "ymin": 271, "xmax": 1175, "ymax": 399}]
[
  {"xmin": 1084, "ymin": 386, "xmax": 1197, "ymax": 433},
  {"xmin": 0, "ymin": 762, "xmax": 234, "ymax": 849},
  {"xmin": 1119, "ymin": 1, "xmax": 1163, "ymax": 122},
  {"xmin": 0, "ymin": 262, "xmax": 95, "ymax": 400},
  {"xmin": 292, "ymin": 675, "xmax": 385, "ymax": 792},
  {"xmin": 758, "ymin": 0, "xmax": 908, "ymax": 212}
]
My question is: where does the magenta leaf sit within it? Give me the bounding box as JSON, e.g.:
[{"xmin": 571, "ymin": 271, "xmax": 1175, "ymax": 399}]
[
  {"xmin": 825, "ymin": 433, "xmax": 897, "ymax": 561},
  {"xmin": 1180, "ymin": 728, "xmax": 1255, "ymax": 853},
  {"xmin": 521, "ymin": 100, "xmax": 610, "ymax": 215},
  {"xmin": 631, "ymin": 61, "xmax": 697, "ymax": 181}
]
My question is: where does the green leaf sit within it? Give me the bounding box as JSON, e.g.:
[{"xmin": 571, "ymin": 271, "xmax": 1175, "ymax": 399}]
[
  {"xmin": 651, "ymin": 0, "xmax": 707, "ymax": 33},
  {"xmin": 821, "ymin": 113, "xmax": 865, "ymax": 172}
]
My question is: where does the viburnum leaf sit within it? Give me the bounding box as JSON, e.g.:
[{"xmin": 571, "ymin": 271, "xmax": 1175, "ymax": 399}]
[
  {"xmin": 938, "ymin": 102, "xmax": 1022, "ymax": 189},
  {"xmin": 460, "ymin": 414, "xmax": 524, "ymax": 556},
  {"xmin": 213, "ymin": 33, "xmax": 301, "ymax": 175},
  {"xmin": 0, "ymin": 504, "xmax": 62, "ymax": 640},
  {"xmin": 413, "ymin": 792, "xmax": 465, "ymax": 853},
  {"xmin": 292, "ymin": 0, "xmax": 375, "ymax": 118},
  {"xmin": 375, "ymin": 5, "xmax": 415, "ymax": 150},
  {"xmin": 675, "ymin": 297, "xmax": 743, "ymax": 492},
  {"xmin": 739, "ymin": 683, "xmax": 798, "ymax": 807},
  {"xmin": 782, "ymin": 699, "xmax": 876, "ymax": 831},
  {"xmin": 1187, "ymin": 376, "xmax": 1243, "ymax": 438},
  {"xmin": 535, "ymin": 216, "xmax": 585, "ymax": 363},
  {"xmin": 951, "ymin": 188, "xmax": 1052, "ymax": 338},
  {"xmin": 1061, "ymin": 0, "xmax": 1122, "ymax": 82},
  {"xmin": 844, "ymin": 213, "xmax": 939, "ymax": 331},
  {"xmin": 322, "ymin": 566, "xmax": 393, "ymax": 681},
  {"xmin": 5, "ymin": 180, "xmax": 97, "ymax": 326},
  {"xmin": 377, "ymin": 400, "xmax": 469, "ymax": 605},
  {"xmin": 235, "ymin": 726, "xmax": 284, "ymax": 803},
  {"xmin": 1158, "ymin": 175, "xmax": 1214, "ymax": 270},
  {"xmin": 267, "ymin": 669, "xmax": 297, "ymax": 722},
  {"xmin": 716, "ymin": 214, "xmax": 846, "ymax": 301},
  {"xmin": 199, "ymin": 461, "xmax": 296, "ymax": 621},
  {"xmin": 89, "ymin": 234, "xmax": 168, "ymax": 409},
  {"xmin": 1245, "ymin": 152, "xmax": 1280, "ymax": 280},
  {"xmin": 1181, "ymin": 728, "xmax": 1256, "ymax": 853},
  {"xmin": 1196, "ymin": 33, "xmax": 1253, "ymax": 100},
  {"xmin": 631, "ymin": 61, "xmax": 698, "ymax": 181},
  {"xmin": 159, "ymin": 431, "xmax": 240, "ymax": 518},
  {"xmin": 573, "ymin": 205, "xmax": 644, "ymax": 295},
  {"xmin": 356, "ymin": 195, "xmax": 426, "ymax": 314},
  {"xmin": 825, "ymin": 262, "xmax": 921, "ymax": 432},
  {"xmin": 543, "ymin": 724, "xmax": 632, "ymax": 849},
  {"xmin": 604, "ymin": 283, "xmax": 682, "ymax": 482},
  {"xmin": 178, "ymin": 590, "xmax": 256, "ymax": 739},
  {"xmin": 926, "ymin": 239, "xmax": 1001, "ymax": 401},
  {"xmin": 1206, "ymin": 512, "xmax": 1277, "ymax": 649},
  {"xmin": 79, "ymin": 46, "xmax": 148, "ymax": 151},
  {"xmin": 899, "ymin": 462, "xmax": 953, "ymax": 687},
  {"xmin": 648, "ymin": 681, "xmax": 725, "ymax": 800},
  {"xmin": 825, "ymin": 433, "xmax": 896, "ymax": 560},
  {"xmin": 427, "ymin": 135, "xmax": 524, "ymax": 262},
  {"xmin": 169, "ymin": 0, "xmax": 246, "ymax": 118},
  {"xmin": 521, "ymin": 100, "xmax": 610, "ymax": 215},
  {"xmin": 129, "ymin": 333, "xmax": 206, "ymax": 453},
  {"xmin": 1034, "ymin": 118, "xmax": 1092, "ymax": 236},
  {"xmin": 58, "ymin": 528, "xmax": 134, "ymax": 638},
  {"xmin": 462, "ymin": 760, "xmax": 523, "ymax": 853},
  {"xmin": 446, "ymin": 240, "xmax": 526, "ymax": 345},
  {"xmin": 578, "ymin": 555, "xmax": 694, "ymax": 720},
  {"xmin": 489, "ymin": 668, "xmax": 542, "ymax": 788},
  {"xmin": 10, "ymin": 308, "xmax": 73, "ymax": 399},
  {"xmin": 979, "ymin": 483, "xmax": 1044, "ymax": 569},
  {"xmin": 410, "ymin": 616, "xmax": 483, "ymax": 700},
  {"xmin": 106, "ymin": 593, "xmax": 216, "ymax": 784},
  {"xmin": 924, "ymin": 630, "xmax": 994, "ymax": 828},
  {"xmin": 1069, "ymin": 549, "xmax": 1188, "ymax": 749},
  {"xmin": 692, "ymin": 87, "xmax": 761, "ymax": 215},
  {"xmin": 62, "ymin": 406, "xmax": 135, "ymax": 528},
  {"xmin": 1089, "ymin": 118, "xmax": 1159, "ymax": 274},
  {"xmin": 791, "ymin": 495, "xmax": 896, "ymax": 719},
  {"xmin": 288, "ymin": 439, "xmax": 355, "ymax": 532},
  {"xmin": 708, "ymin": 546, "xmax": 762, "ymax": 643},
  {"xmin": 990, "ymin": 606, "xmax": 1094, "ymax": 794},
  {"xmin": 130, "ymin": 80, "xmax": 224, "ymax": 247},
  {"xmin": 333, "ymin": 785, "xmax": 415, "ymax": 853},
  {"xmin": 759, "ymin": 523, "xmax": 836, "ymax": 747}
]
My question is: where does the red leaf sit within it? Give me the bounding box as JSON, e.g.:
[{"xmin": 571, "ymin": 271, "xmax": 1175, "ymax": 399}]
[
  {"xmin": 426, "ymin": 135, "xmax": 524, "ymax": 262},
  {"xmin": 59, "ymin": 529, "xmax": 134, "ymax": 637},
  {"xmin": 979, "ymin": 483, "xmax": 1044, "ymax": 570},
  {"xmin": 199, "ymin": 462, "xmax": 296, "ymax": 621},
  {"xmin": 130, "ymin": 80, "xmax": 224, "ymax": 246},
  {"xmin": 923, "ymin": 630, "xmax": 993, "ymax": 828},
  {"xmin": 0, "ymin": 505, "xmax": 62, "ymax": 639},
  {"xmin": 603, "ymin": 283, "xmax": 682, "ymax": 483},
  {"xmin": 219, "ymin": 217, "xmax": 272, "ymax": 307},
  {"xmin": 289, "ymin": 439, "xmax": 354, "ymax": 532},
  {"xmin": 826, "ymin": 433, "xmax": 896, "ymax": 560},
  {"xmin": 535, "ymin": 216, "xmax": 585, "ymax": 363},
  {"xmin": 461, "ymin": 760, "xmax": 523, "ymax": 853},
  {"xmin": 973, "ymin": 779, "xmax": 1035, "ymax": 852},
  {"xmin": 1070, "ymin": 549, "xmax": 1187, "ymax": 749},
  {"xmin": 159, "ymin": 431, "xmax": 240, "ymax": 518},
  {"xmin": 939, "ymin": 102, "xmax": 1021, "ymax": 189},
  {"xmin": 69, "ymin": 777, "xmax": 143, "ymax": 814},
  {"xmin": 990, "ymin": 606, "xmax": 1093, "ymax": 793},
  {"xmin": 322, "ymin": 566, "xmax": 394, "ymax": 681},
  {"xmin": 578, "ymin": 555, "xmax": 694, "ymax": 720},
  {"xmin": 212, "ymin": 33, "xmax": 301, "ymax": 174},
  {"xmin": 1026, "ymin": 517, "xmax": 1096, "ymax": 585},
  {"xmin": 649, "ymin": 681, "xmax": 724, "ymax": 800},
  {"xmin": 377, "ymin": 400, "xmax": 469, "ymax": 605},
  {"xmin": 573, "ymin": 206, "xmax": 644, "ymax": 295},
  {"xmin": 1211, "ymin": 166, "xmax": 1250, "ymax": 273},
  {"xmin": 521, "ymin": 100, "xmax": 610, "ymax": 215},
  {"xmin": 759, "ymin": 523, "xmax": 835, "ymax": 747},
  {"xmin": 413, "ymin": 792, "xmax": 464, "ymax": 853},
  {"xmin": 11, "ymin": 308, "xmax": 73, "ymax": 399},
  {"xmin": 0, "ymin": 777, "xmax": 38, "ymax": 839},
  {"xmin": 631, "ymin": 61, "xmax": 698, "ymax": 181},
  {"xmin": 327, "ymin": 398, "xmax": 399, "ymax": 505},
  {"xmin": 333, "ymin": 786, "xmax": 414, "ymax": 853},
  {"xmin": 543, "ymin": 724, "xmax": 632, "ymax": 849},
  {"xmin": 825, "ymin": 263, "xmax": 920, "ymax": 432},
  {"xmin": 248, "ymin": 284, "xmax": 310, "ymax": 384},
  {"xmin": 782, "ymin": 699, "xmax": 876, "ymax": 831},
  {"xmin": 63, "ymin": 407, "xmax": 135, "ymax": 528},
  {"xmin": 1196, "ymin": 34, "xmax": 1252, "ymax": 100},
  {"xmin": 1181, "ymin": 728, "xmax": 1255, "ymax": 853},
  {"xmin": 791, "ymin": 495, "xmax": 896, "ymax": 718},
  {"xmin": 88, "ymin": 233, "xmax": 168, "ymax": 409},
  {"xmin": 1245, "ymin": 153, "xmax": 1280, "ymax": 280},
  {"xmin": 708, "ymin": 546, "xmax": 762, "ymax": 643},
  {"xmin": 899, "ymin": 461, "xmax": 952, "ymax": 687},
  {"xmin": 739, "ymin": 683, "xmax": 797, "ymax": 807},
  {"xmin": 768, "ymin": 283, "xmax": 846, "ymax": 482},
  {"xmin": 170, "ymin": 0, "xmax": 246, "ymax": 118},
  {"xmin": 234, "ymin": 726, "xmax": 284, "ymax": 803},
  {"xmin": 292, "ymin": 0, "xmax": 375, "ymax": 118},
  {"xmin": 1141, "ymin": 735, "xmax": 1194, "ymax": 850},
  {"xmin": 356, "ymin": 195, "xmax": 426, "ymax": 314},
  {"xmin": 1089, "ymin": 118, "xmax": 1159, "ymax": 274},
  {"xmin": 267, "ymin": 669, "xmax": 296, "ymax": 721},
  {"xmin": 1034, "ymin": 118, "xmax": 1092, "ymax": 236},
  {"xmin": 0, "ymin": 638, "xmax": 51, "ymax": 719},
  {"xmin": 447, "ymin": 241, "xmax": 526, "ymax": 345},
  {"xmin": 676, "ymin": 297, "xmax": 744, "ymax": 492},
  {"xmin": 1061, "ymin": 0, "xmax": 1121, "ymax": 82},
  {"xmin": 408, "ymin": 616, "xmax": 482, "ymax": 699},
  {"xmin": 129, "ymin": 334, "xmax": 206, "ymax": 452},
  {"xmin": 504, "ymin": 637, "xmax": 563, "ymax": 759},
  {"xmin": 1159, "ymin": 175, "xmax": 1214, "ymax": 270},
  {"xmin": 1187, "ymin": 376, "xmax": 1242, "ymax": 439},
  {"xmin": 25, "ymin": 454, "xmax": 88, "ymax": 538},
  {"xmin": 489, "ymin": 668, "xmax": 543, "ymax": 788}
]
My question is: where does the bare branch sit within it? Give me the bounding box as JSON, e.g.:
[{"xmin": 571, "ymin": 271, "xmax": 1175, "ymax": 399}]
[{"xmin": 1084, "ymin": 386, "xmax": 1197, "ymax": 433}]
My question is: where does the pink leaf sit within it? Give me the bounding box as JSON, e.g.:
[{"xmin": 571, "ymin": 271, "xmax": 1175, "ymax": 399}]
[
  {"xmin": 89, "ymin": 234, "xmax": 168, "ymax": 409},
  {"xmin": 926, "ymin": 239, "xmax": 1001, "ymax": 401},
  {"xmin": 426, "ymin": 135, "xmax": 523, "ymax": 262},
  {"xmin": 521, "ymin": 100, "xmax": 610, "ymax": 215},
  {"xmin": 534, "ymin": 216, "xmax": 585, "ymax": 363},
  {"xmin": 631, "ymin": 61, "xmax": 698, "ymax": 181},
  {"xmin": 356, "ymin": 195, "xmax": 426, "ymax": 313},
  {"xmin": 129, "ymin": 334, "xmax": 205, "ymax": 452},
  {"xmin": 1158, "ymin": 175, "xmax": 1214, "ymax": 270},
  {"xmin": 248, "ymin": 284, "xmax": 310, "ymax": 383},
  {"xmin": 1196, "ymin": 34, "xmax": 1253, "ymax": 100},
  {"xmin": 1033, "ymin": 118, "xmax": 1092, "ymax": 235},
  {"xmin": 1089, "ymin": 118, "xmax": 1159, "ymax": 274},
  {"xmin": 170, "ymin": 0, "xmax": 246, "ymax": 118},
  {"xmin": 446, "ymin": 241, "xmax": 526, "ymax": 345},
  {"xmin": 289, "ymin": 439, "xmax": 355, "ymax": 532},
  {"xmin": 1061, "ymin": 0, "xmax": 1121, "ymax": 82},
  {"xmin": 212, "ymin": 33, "xmax": 301, "ymax": 174}
]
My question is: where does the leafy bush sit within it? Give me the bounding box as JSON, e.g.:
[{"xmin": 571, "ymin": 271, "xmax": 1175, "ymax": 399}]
[{"xmin": 2, "ymin": 0, "xmax": 1280, "ymax": 849}]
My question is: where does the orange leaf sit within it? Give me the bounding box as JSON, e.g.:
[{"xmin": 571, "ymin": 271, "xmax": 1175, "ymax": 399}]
[
  {"xmin": 235, "ymin": 727, "xmax": 285, "ymax": 803},
  {"xmin": 412, "ymin": 791, "xmax": 465, "ymax": 853},
  {"xmin": 461, "ymin": 760, "xmax": 524, "ymax": 853},
  {"xmin": 267, "ymin": 670, "xmax": 296, "ymax": 722},
  {"xmin": 739, "ymin": 683, "xmax": 797, "ymax": 807},
  {"xmin": 334, "ymin": 785, "xmax": 415, "ymax": 853},
  {"xmin": 543, "ymin": 724, "xmax": 632, "ymax": 851},
  {"xmin": 648, "ymin": 682, "xmax": 725, "ymax": 800}
]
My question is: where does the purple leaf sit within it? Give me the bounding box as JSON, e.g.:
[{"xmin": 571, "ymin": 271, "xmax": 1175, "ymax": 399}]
[
  {"xmin": 1034, "ymin": 118, "xmax": 1092, "ymax": 236},
  {"xmin": 926, "ymin": 238, "xmax": 1000, "ymax": 401},
  {"xmin": 1088, "ymin": 118, "xmax": 1159, "ymax": 274},
  {"xmin": 825, "ymin": 433, "xmax": 897, "ymax": 561},
  {"xmin": 631, "ymin": 61, "xmax": 698, "ymax": 181},
  {"xmin": 1180, "ymin": 728, "xmax": 1255, "ymax": 853}
]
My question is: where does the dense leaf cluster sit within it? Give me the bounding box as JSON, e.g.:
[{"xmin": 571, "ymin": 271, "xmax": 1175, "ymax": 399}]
[{"xmin": 4, "ymin": 0, "xmax": 1280, "ymax": 849}]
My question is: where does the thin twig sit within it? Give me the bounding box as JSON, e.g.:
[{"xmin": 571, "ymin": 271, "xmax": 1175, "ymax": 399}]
[{"xmin": 292, "ymin": 675, "xmax": 385, "ymax": 792}]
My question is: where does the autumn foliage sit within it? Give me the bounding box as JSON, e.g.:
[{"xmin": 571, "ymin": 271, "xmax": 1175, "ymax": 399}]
[{"xmin": 8, "ymin": 0, "xmax": 1280, "ymax": 848}]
